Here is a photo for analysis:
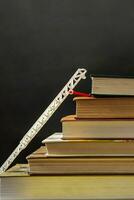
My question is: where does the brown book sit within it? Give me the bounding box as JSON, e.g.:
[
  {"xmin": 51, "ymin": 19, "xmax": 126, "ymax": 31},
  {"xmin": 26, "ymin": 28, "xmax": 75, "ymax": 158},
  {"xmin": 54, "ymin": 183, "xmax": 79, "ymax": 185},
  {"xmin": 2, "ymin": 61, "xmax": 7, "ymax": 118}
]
[
  {"xmin": 74, "ymin": 97, "xmax": 134, "ymax": 118},
  {"xmin": 61, "ymin": 115, "xmax": 134, "ymax": 139},
  {"xmin": 91, "ymin": 75, "xmax": 134, "ymax": 96},
  {"xmin": 42, "ymin": 133, "xmax": 134, "ymax": 157},
  {"xmin": 27, "ymin": 146, "xmax": 134, "ymax": 174}
]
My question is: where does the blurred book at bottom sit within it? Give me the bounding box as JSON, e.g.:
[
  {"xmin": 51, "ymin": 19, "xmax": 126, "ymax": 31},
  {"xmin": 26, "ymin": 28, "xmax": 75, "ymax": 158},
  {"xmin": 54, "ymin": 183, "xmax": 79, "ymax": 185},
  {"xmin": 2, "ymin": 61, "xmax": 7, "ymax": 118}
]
[
  {"xmin": 27, "ymin": 146, "xmax": 134, "ymax": 174},
  {"xmin": 2, "ymin": 164, "xmax": 134, "ymax": 200}
]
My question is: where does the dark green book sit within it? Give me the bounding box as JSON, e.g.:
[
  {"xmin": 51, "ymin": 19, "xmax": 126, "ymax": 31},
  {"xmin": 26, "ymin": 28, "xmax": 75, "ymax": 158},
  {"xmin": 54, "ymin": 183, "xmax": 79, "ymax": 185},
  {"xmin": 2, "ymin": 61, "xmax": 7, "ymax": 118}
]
[{"xmin": 91, "ymin": 75, "xmax": 134, "ymax": 96}]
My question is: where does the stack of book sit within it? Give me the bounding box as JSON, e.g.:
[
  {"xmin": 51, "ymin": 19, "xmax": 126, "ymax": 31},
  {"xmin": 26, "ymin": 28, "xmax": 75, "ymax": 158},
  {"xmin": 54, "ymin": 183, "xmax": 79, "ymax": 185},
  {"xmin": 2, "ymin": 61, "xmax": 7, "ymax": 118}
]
[{"xmin": 27, "ymin": 75, "xmax": 134, "ymax": 174}]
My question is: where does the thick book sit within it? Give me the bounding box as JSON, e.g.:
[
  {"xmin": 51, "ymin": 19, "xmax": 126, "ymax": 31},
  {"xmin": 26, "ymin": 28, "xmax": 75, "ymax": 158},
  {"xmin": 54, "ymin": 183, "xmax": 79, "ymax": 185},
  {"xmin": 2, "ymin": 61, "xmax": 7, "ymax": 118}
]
[
  {"xmin": 61, "ymin": 115, "xmax": 134, "ymax": 139},
  {"xmin": 2, "ymin": 164, "xmax": 134, "ymax": 199},
  {"xmin": 42, "ymin": 133, "xmax": 134, "ymax": 157},
  {"xmin": 27, "ymin": 147, "xmax": 134, "ymax": 175},
  {"xmin": 74, "ymin": 97, "xmax": 134, "ymax": 118},
  {"xmin": 91, "ymin": 75, "xmax": 134, "ymax": 96}
]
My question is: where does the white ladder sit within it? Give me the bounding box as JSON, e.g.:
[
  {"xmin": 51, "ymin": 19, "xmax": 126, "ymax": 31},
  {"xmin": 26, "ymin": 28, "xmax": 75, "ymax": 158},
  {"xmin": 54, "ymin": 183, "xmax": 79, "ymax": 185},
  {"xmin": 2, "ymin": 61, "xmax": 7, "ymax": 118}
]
[{"xmin": 0, "ymin": 68, "xmax": 87, "ymax": 173}]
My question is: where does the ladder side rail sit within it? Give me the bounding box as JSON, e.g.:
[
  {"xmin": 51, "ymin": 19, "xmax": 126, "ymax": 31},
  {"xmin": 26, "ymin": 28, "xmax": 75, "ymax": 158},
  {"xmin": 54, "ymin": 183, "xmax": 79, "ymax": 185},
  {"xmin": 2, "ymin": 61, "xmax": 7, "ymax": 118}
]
[{"xmin": 0, "ymin": 68, "xmax": 87, "ymax": 173}]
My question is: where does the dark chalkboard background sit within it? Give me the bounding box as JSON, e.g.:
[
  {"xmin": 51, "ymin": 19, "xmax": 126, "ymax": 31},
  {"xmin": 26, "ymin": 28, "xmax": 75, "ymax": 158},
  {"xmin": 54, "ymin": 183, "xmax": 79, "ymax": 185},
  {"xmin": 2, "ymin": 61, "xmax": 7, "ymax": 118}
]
[{"xmin": 1, "ymin": 0, "xmax": 134, "ymax": 167}]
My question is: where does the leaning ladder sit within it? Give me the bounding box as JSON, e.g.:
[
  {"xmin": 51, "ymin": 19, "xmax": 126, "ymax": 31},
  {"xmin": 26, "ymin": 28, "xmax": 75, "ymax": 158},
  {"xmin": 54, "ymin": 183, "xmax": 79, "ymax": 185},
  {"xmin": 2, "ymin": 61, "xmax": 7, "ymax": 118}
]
[{"xmin": 0, "ymin": 68, "xmax": 87, "ymax": 173}]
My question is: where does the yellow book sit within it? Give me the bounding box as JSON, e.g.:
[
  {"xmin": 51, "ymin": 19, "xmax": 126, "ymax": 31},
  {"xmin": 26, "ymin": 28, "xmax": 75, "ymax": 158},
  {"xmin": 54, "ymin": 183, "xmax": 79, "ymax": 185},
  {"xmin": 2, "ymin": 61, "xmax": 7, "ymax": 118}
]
[{"xmin": 2, "ymin": 164, "xmax": 134, "ymax": 199}]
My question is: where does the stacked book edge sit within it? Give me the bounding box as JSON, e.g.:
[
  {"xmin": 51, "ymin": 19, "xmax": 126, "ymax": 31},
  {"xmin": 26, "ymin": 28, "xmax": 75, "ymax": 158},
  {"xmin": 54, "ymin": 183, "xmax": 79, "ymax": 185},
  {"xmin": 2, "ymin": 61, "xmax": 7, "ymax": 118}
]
[{"xmin": 27, "ymin": 75, "xmax": 134, "ymax": 175}]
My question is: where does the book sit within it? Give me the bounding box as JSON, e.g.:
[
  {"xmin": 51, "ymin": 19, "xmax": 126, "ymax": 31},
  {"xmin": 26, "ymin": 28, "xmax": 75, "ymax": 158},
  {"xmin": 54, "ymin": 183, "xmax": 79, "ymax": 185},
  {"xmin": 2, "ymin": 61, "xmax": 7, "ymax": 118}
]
[
  {"xmin": 91, "ymin": 75, "xmax": 134, "ymax": 96},
  {"xmin": 2, "ymin": 164, "xmax": 134, "ymax": 200},
  {"xmin": 27, "ymin": 147, "xmax": 134, "ymax": 175},
  {"xmin": 74, "ymin": 97, "xmax": 134, "ymax": 118},
  {"xmin": 42, "ymin": 132, "xmax": 134, "ymax": 157},
  {"xmin": 61, "ymin": 115, "xmax": 134, "ymax": 139}
]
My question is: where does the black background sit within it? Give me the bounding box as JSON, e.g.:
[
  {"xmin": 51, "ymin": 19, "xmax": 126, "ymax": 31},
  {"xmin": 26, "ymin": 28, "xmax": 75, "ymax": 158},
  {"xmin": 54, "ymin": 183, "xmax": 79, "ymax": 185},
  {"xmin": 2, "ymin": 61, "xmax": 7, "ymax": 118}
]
[{"xmin": 1, "ymin": 0, "xmax": 134, "ymax": 167}]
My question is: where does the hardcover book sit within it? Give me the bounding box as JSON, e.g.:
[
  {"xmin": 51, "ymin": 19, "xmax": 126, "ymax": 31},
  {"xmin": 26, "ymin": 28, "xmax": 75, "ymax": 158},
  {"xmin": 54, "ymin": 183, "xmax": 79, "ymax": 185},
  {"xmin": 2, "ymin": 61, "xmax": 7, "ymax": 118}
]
[
  {"xmin": 91, "ymin": 75, "xmax": 134, "ymax": 96},
  {"xmin": 2, "ymin": 164, "xmax": 134, "ymax": 199},
  {"xmin": 74, "ymin": 97, "xmax": 134, "ymax": 118},
  {"xmin": 42, "ymin": 133, "xmax": 134, "ymax": 157},
  {"xmin": 27, "ymin": 147, "xmax": 134, "ymax": 174},
  {"xmin": 61, "ymin": 115, "xmax": 134, "ymax": 139}
]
